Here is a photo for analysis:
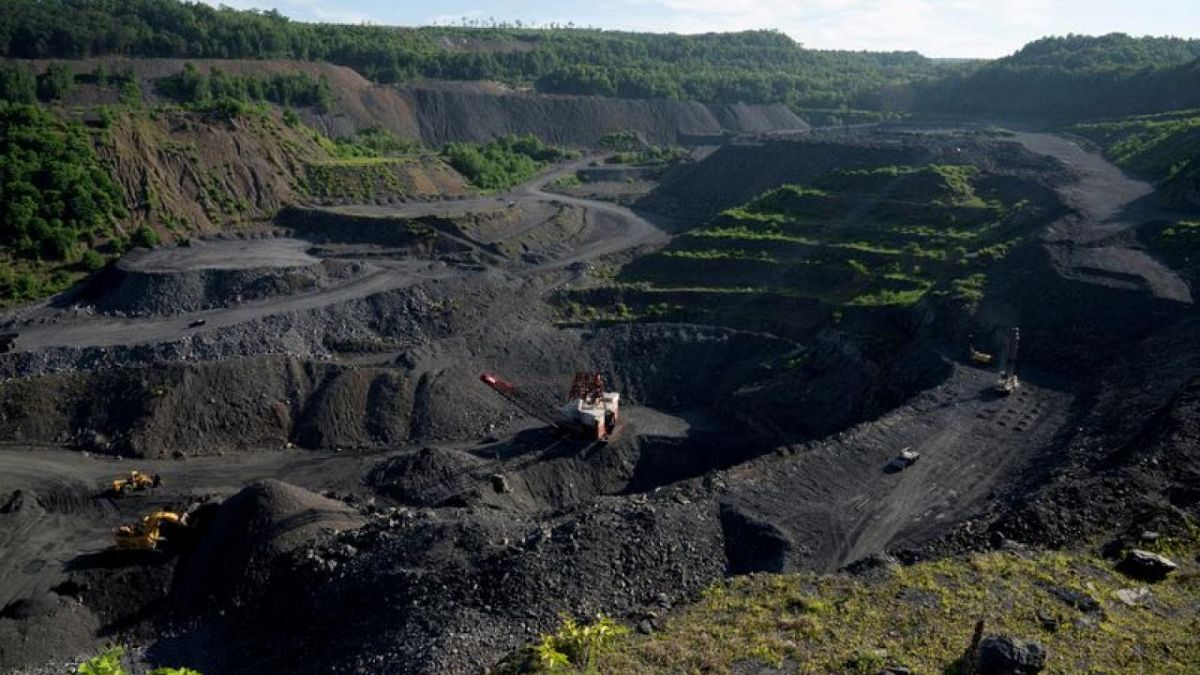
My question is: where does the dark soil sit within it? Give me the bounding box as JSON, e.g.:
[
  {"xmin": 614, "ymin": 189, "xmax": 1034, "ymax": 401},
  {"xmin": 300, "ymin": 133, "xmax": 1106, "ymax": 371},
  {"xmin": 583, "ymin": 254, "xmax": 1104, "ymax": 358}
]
[{"xmin": 1, "ymin": 126, "xmax": 1198, "ymax": 674}]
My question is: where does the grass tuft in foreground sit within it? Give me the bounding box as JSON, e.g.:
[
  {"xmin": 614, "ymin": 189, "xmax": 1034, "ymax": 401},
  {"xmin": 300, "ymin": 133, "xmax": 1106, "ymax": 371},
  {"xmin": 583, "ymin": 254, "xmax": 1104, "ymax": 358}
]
[
  {"xmin": 590, "ymin": 542, "xmax": 1199, "ymax": 673},
  {"xmin": 77, "ymin": 646, "xmax": 201, "ymax": 675}
]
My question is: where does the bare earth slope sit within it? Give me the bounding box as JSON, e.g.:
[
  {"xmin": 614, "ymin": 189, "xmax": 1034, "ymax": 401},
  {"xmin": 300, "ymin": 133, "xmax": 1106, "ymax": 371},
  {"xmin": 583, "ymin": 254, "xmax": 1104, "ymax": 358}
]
[
  {"xmin": 36, "ymin": 58, "xmax": 809, "ymax": 146},
  {"xmin": 394, "ymin": 80, "xmax": 809, "ymax": 146}
]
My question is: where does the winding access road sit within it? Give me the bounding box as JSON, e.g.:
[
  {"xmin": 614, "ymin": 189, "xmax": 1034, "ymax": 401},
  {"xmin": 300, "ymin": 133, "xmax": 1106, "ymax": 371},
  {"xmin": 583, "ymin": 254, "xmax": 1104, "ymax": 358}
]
[
  {"xmin": 327, "ymin": 156, "xmax": 670, "ymax": 271},
  {"xmin": 0, "ymin": 158, "xmax": 667, "ymax": 353}
]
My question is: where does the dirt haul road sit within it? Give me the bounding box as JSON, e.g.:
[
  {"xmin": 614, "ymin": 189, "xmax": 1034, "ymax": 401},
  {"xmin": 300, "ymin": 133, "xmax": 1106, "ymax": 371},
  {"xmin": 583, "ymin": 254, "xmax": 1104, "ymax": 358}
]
[
  {"xmin": 327, "ymin": 156, "xmax": 670, "ymax": 272},
  {"xmin": 0, "ymin": 157, "xmax": 668, "ymax": 353},
  {"xmin": 1010, "ymin": 132, "xmax": 1190, "ymax": 303}
]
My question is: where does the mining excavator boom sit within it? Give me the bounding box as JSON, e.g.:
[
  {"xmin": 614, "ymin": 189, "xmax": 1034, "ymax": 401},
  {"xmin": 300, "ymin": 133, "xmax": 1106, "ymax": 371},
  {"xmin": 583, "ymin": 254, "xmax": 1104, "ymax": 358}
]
[
  {"xmin": 480, "ymin": 371, "xmax": 620, "ymax": 441},
  {"xmin": 480, "ymin": 373, "xmax": 563, "ymax": 429},
  {"xmin": 994, "ymin": 327, "xmax": 1021, "ymax": 395}
]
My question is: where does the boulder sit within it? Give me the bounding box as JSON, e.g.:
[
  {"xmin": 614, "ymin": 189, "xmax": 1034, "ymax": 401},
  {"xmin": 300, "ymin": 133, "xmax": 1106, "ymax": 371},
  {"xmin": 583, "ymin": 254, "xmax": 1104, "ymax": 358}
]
[
  {"xmin": 1114, "ymin": 587, "xmax": 1152, "ymax": 607},
  {"xmin": 1118, "ymin": 549, "xmax": 1178, "ymax": 581},
  {"xmin": 977, "ymin": 635, "xmax": 1047, "ymax": 675},
  {"xmin": 491, "ymin": 473, "xmax": 511, "ymax": 494}
]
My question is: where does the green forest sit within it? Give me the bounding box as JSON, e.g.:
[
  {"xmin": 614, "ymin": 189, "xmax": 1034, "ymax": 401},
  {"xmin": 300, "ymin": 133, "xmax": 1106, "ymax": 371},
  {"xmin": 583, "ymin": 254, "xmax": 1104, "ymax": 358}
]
[
  {"xmin": 0, "ymin": 0, "xmax": 948, "ymax": 110},
  {"xmin": 0, "ymin": 103, "xmax": 128, "ymax": 300},
  {"xmin": 155, "ymin": 63, "xmax": 334, "ymax": 111},
  {"xmin": 917, "ymin": 34, "xmax": 1200, "ymax": 120},
  {"xmin": 4, "ymin": 2, "xmax": 1200, "ymax": 120}
]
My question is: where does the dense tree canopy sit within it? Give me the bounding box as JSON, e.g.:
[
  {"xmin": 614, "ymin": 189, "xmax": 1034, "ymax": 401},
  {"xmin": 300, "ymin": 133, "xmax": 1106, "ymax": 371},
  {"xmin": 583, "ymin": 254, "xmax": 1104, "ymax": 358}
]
[
  {"xmin": 4, "ymin": 2, "xmax": 1200, "ymax": 120},
  {"xmin": 155, "ymin": 63, "xmax": 334, "ymax": 110},
  {"xmin": 0, "ymin": 0, "xmax": 949, "ymax": 109},
  {"xmin": 0, "ymin": 103, "xmax": 126, "ymax": 261},
  {"xmin": 1006, "ymin": 34, "xmax": 1200, "ymax": 69},
  {"xmin": 917, "ymin": 34, "xmax": 1200, "ymax": 120}
]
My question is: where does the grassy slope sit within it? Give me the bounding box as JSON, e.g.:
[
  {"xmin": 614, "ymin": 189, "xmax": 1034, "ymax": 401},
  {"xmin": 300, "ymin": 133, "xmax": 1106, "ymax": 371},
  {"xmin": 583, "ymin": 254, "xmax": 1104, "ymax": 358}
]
[
  {"xmin": 1069, "ymin": 110, "xmax": 1200, "ymax": 189},
  {"xmin": 616, "ymin": 164, "xmax": 1030, "ymax": 309},
  {"xmin": 602, "ymin": 541, "xmax": 1199, "ymax": 673}
]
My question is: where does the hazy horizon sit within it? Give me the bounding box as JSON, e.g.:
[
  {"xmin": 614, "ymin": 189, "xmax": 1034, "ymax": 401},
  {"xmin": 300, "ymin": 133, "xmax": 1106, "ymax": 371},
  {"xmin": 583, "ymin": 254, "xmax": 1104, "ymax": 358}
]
[{"xmin": 196, "ymin": 0, "xmax": 1200, "ymax": 59}]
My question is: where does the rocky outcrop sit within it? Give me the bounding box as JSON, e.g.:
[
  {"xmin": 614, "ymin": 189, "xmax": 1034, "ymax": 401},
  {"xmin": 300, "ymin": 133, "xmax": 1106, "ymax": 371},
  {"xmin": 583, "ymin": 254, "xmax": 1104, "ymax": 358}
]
[
  {"xmin": 1118, "ymin": 549, "xmax": 1178, "ymax": 581},
  {"xmin": 976, "ymin": 635, "xmax": 1047, "ymax": 675}
]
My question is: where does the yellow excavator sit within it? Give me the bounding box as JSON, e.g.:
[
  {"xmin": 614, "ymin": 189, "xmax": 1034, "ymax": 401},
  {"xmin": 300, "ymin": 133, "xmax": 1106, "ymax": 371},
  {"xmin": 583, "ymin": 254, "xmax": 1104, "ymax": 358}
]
[
  {"xmin": 969, "ymin": 347, "xmax": 994, "ymax": 365},
  {"xmin": 107, "ymin": 470, "xmax": 162, "ymax": 498},
  {"xmin": 113, "ymin": 510, "xmax": 187, "ymax": 550}
]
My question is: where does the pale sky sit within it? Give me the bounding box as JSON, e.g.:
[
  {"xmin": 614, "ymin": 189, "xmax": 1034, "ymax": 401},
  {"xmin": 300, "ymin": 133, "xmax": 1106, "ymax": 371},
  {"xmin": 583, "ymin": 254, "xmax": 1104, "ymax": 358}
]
[{"xmin": 199, "ymin": 0, "xmax": 1200, "ymax": 59}]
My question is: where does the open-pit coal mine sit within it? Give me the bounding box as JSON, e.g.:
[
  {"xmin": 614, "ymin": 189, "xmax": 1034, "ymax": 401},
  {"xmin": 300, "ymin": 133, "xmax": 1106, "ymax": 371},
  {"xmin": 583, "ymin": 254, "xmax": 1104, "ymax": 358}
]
[{"xmin": 1, "ymin": 20, "xmax": 1199, "ymax": 674}]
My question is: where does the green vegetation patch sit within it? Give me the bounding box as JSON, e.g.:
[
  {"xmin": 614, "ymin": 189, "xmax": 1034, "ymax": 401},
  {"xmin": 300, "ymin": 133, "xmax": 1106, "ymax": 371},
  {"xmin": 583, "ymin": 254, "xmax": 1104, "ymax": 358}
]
[
  {"xmin": 546, "ymin": 173, "xmax": 583, "ymax": 190},
  {"xmin": 1145, "ymin": 219, "xmax": 1200, "ymax": 284},
  {"xmin": 500, "ymin": 614, "xmax": 628, "ymax": 673},
  {"xmin": 156, "ymin": 63, "xmax": 334, "ymax": 112},
  {"xmin": 0, "ymin": 103, "xmax": 127, "ymax": 303},
  {"xmin": 1160, "ymin": 219, "xmax": 1200, "ymax": 240},
  {"xmin": 442, "ymin": 134, "xmax": 578, "ymax": 191},
  {"xmin": 663, "ymin": 249, "xmax": 777, "ymax": 262},
  {"xmin": 916, "ymin": 34, "xmax": 1200, "ymax": 121},
  {"xmin": 304, "ymin": 159, "xmax": 426, "ymax": 201},
  {"xmin": 620, "ymin": 164, "xmax": 1035, "ymax": 310},
  {"xmin": 321, "ymin": 126, "xmax": 423, "ymax": 160},
  {"xmin": 600, "ymin": 544, "xmax": 1200, "ymax": 673},
  {"xmin": 600, "ymin": 131, "xmax": 689, "ymax": 167},
  {"xmin": 1070, "ymin": 109, "xmax": 1200, "ymax": 183},
  {"xmin": 78, "ymin": 646, "xmax": 201, "ymax": 675},
  {"xmin": 0, "ymin": 1, "xmax": 961, "ymax": 111}
]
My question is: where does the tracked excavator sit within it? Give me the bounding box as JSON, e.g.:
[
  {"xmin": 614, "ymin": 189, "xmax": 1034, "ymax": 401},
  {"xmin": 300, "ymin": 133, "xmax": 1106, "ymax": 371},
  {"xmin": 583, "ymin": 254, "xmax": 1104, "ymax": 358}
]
[
  {"xmin": 994, "ymin": 327, "xmax": 1021, "ymax": 395},
  {"xmin": 480, "ymin": 371, "xmax": 620, "ymax": 441},
  {"xmin": 113, "ymin": 510, "xmax": 187, "ymax": 550}
]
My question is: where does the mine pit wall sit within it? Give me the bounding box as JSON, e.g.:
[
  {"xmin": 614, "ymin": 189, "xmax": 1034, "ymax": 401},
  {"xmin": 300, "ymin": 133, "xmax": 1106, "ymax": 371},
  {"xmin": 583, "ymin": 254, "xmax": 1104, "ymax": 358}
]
[
  {"xmin": 17, "ymin": 58, "xmax": 810, "ymax": 149},
  {"xmin": 394, "ymin": 83, "xmax": 809, "ymax": 147},
  {"xmin": 81, "ymin": 259, "xmax": 363, "ymax": 317},
  {"xmin": 0, "ymin": 315, "xmax": 875, "ymax": 459},
  {"xmin": 978, "ymin": 241, "xmax": 1194, "ymax": 379},
  {"xmin": 643, "ymin": 134, "xmax": 1066, "ymax": 220},
  {"xmin": 275, "ymin": 207, "xmax": 467, "ymax": 256},
  {"xmin": 368, "ymin": 428, "xmax": 765, "ymax": 514},
  {"xmin": 0, "ymin": 354, "xmax": 437, "ymax": 457}
]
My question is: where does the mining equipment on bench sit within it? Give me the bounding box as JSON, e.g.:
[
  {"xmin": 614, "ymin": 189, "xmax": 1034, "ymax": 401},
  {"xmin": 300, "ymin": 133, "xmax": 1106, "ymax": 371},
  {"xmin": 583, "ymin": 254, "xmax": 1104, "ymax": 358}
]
[
  {"xmin": 995, "ymin": 326, "xmax": 1021, "ymax": 395},
  {"xmin": 480, "ymin": 370, "xmax": 621, "ymax": 441}
]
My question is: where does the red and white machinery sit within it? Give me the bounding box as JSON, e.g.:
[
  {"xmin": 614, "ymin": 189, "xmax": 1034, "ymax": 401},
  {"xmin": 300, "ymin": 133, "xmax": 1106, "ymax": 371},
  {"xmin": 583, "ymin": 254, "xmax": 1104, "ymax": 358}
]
[{"xmin": 480, "ymin": 370, "xmax": 621, "ymax": 441}]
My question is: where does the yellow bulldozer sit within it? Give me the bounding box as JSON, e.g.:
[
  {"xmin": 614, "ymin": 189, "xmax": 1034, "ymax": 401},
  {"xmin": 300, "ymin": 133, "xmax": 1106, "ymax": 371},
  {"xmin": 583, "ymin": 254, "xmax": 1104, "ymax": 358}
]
[
  {"xmin": 113, "ymin": 510, "xmax": 187, "ymax": 551},
  {"xmin": 107, "ymin": 470, "xmax": 162, "ymax": 498}
]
